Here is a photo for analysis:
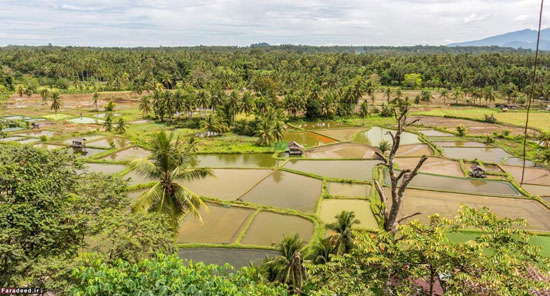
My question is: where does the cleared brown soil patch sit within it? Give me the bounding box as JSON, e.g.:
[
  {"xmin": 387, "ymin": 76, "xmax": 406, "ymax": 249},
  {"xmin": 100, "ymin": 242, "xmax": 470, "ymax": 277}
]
[
  {"xmin": 503, "ymin": 165, "xmax": 550, "ymax": 186},
  {"xmin": 409, "ymin": 116, "xmax": 530, "ymax": 136},
  {"xmin": 395, "ymin": 157, "xmax": 464, "ymax": 177},
  {"xmin": 304, "ymin": 143, "xmax": 378, "ymax": 159}
]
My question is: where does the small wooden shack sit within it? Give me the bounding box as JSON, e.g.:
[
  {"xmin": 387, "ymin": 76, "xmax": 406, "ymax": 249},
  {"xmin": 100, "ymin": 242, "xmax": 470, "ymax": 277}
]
[
  {"xmin": 287, "ymin": 141, "xmax": 304, "ymax": 155},
  {"xmin": 71, "ymin": 137, "xmax": 86, "ymax": 149},
  {"xmin": 469, "ymin": 164, "xmax": 487, "ymax": 178}
]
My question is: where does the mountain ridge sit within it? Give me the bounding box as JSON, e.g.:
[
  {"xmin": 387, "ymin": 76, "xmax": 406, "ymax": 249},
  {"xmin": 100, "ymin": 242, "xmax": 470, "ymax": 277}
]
[{"xmin": 448, "ymin": 28, "xmax": 550, "ymax": 50}]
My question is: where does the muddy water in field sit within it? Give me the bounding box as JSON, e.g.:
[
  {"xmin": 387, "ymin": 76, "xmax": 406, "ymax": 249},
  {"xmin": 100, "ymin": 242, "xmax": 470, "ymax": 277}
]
[
  {"xmin": 503, "ymin": 165, "xmax": 550, "ymax": 186},
  {"xmin": 100, "ymin": 146, "xmax": 152, "ymax": 161},
  {"xmin": 82, "ymin": 163, "xmax": 127, "ymax": 175},
  {"xmin": 396, "ymin": 189, "xmax": 550, "ymax": 232},
  {"xmin": 328, "ymin": 182, "xmax": 370, "ymax": 197},
  {"xmin": 435, "ymin": 141, "xmax": 488, "ymax": 148},
  {"xmin": 177, "ymin": 204, "xmax": 254, "ymax": 244},
  {"xmin": 67, "ymin": 147, "xmax": 106, "ymax": 158},
  {"xmin": 192, "ymin": 153, "xmax": 278, "ymax": 168},
  {"xmin": 396, "ymin": 144, "xmax": 433, "ymax": 156},
  {"xmin": 304, "ymin": 143, "xmax": 378, "ymax": 159},
  {"xmin": 240, "ymin": 211, "xmax": 314, "ymax": 246},
  {"xmin": 505, "ymin": 157, "xmax": 536, "ymax": 167},
  {"xmin": 240, "ymin": 171, "xmax": 322, "ymax": 212},
  {"xmin": 354, "ymin": 127, "xmax": 421, "ymax": 146},
  {"xmin": 522, "ymin": 184, "xmax": 550, "ymax": 197},
  {"xmin": 179, "ymin": 169, "xmax": 273, "ymax": 200},
  {"xmin": 316, "ymin": 127, "xmax": 366, "ymax": 142},
  {"xmin": 319, "ymin": 199, "xmax": 377, "ymax": 229},
  {"xmin": 295, "ymin": 121, "xmax": 349, "ymax": 130},
  {"xmin": 88, "ymin": 137, "xmax": 130, "ymax": 149},
  {"xmin": 419, "ymin": 129, "xmax": 453, "ymax": 137},
  {"xmin": 284, "ymin": 159, "xmax": 379, "ymax": 180},
  {"xmin": 404, "ymin": 173, "xmax": 521, "ymax": 196},
  {"xmin": 442, "ymin": 147, "xmax": 511, "ymax": 163},
  {"xmin": 282, "ymin": 131, "xmax": 337, "ymax": 146},
  {"xmin": 16, "ymin": 130, "xmax": 56, "ymax": 137},
  {"xmin": 395, "ymin": 157, "xmax": 464, "ymax": 177},
  {"xmin": 178, "ymin": 248, "xmax": 279, "ymax": 268}
]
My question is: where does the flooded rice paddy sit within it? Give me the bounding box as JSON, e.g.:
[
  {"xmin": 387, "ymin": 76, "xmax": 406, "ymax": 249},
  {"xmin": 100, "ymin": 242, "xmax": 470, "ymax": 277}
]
[
  {"xmin": 33, "ymin": 143, "xmax": 64, "ymax": 150},
  {"xmin": 123, "ymin": 170, "xmax": 156, "ymax": 186},
  {"xmin": 82, "ymin": 163, "xmax": 127, "ymax": 175},
  {"xmin": 316, "ymin": 127, "xmax": 366, "ymax": 142},
  {"xmin": 100, "ymin": 146, "xmax": 152, "ymax": 161},
  {"xmin": 303, "ymin": 143, "xmax": 377, "ymax": 159},
  {"xmin": 319, "ymin": 199, "xmax": 377, "ymax": 229},
  {"xmin": 405, "ymin": 173, "xmax": 521, "ymax": 196},
  {"xmin": 240, "ymin": 211, "xmax": 314, "ymax": 246},
  {"xmin": 419, "ymin": 129, "xmax": 454, "ymax": 137},
  {"xmin": 354, "ymin": 127, "xmax": 421, "ymax": 146},
  {"xmin": 502, "ymin": 165, "xmax": 550, "ymax": 186},
  {"xmin": 0, "ymin": 136, "xmax": 24, "ymax": 142},
  {"xmin": 395, "ymin": 157, "xmax": 464, "ymax": 177},
  {"xmin": 177, "ymin": 204, "xmax": 255, "ymax": 244},
  {"xmin": 435, "ymin": 141, "xmax": 488, "ymax": 148},
  {"xmin": 442, "ymin": 147, "xmax": 511, "ymax": 163},
  {"xmin": 240, "ymin": 171, "xmax": 322, "ymax": 212},
  {"xmin": 87, "ymin": 137, "xmax": 130, "ymax": 149},
  {"xmin": 396, "ymin": 144, "xmax": 433, "ymax": 156},
  {"xmin": 397, "ymin": 189, "xmax": 550, "ymax": 232},
  {"xmin": 192, "ymin": 153, "xmax": 278, "ymax": 168},
  {"xmin": 178, "ymin": 248, "xmax": 279, "ymax": 268},
  {"xmin": 67, "ymin": 147, "xmax": 106, "ymax": 158},
  {"xmin": 16, "ymin": 130, "xmax": 56, "ymax": 137},
  {"xmin": 179, "ymin": 169, "xmax": 273, "ymax": 200},
  {"xmin": 282, "ymin": 131, "xmax": 337, "ymax": 146},
  {"xmin": 522, "ymin": 184, "xmax": 550, "ymax": 197},
  {"xmin": 327, "ymin": 182, "xmax": 370, "ymax": 197},
  {"xmin": 283, "ymin": 159, "xmax": 379, "ymax": 180}
]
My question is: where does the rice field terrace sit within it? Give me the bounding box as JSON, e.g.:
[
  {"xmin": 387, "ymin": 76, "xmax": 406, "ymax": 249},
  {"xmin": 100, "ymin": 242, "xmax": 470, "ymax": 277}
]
[{"xmin": 2, "ymin": 96, "xmax": 550, "ymax": 269}]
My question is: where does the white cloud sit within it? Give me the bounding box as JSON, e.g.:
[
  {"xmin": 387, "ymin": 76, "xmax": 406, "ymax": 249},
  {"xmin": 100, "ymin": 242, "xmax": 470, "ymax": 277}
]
[
  {"xmin": 464, "ymin": 13, "xmax": 491, "ymax": 24},
  {"xmin": 0, "ymin": 0, "xmax": 546, "ymax": 46}
]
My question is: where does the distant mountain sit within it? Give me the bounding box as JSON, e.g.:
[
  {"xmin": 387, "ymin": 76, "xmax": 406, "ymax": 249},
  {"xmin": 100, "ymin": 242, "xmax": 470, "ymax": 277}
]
[{"xmin": 448, "ymin": 28, "xmax": 550, "ymax": 50}]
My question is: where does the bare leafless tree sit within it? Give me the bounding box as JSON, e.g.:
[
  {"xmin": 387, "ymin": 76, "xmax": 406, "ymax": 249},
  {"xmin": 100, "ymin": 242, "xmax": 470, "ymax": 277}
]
[{"xmin": 373, "ymin": 105, "xmax": 428, "ymax": 233}]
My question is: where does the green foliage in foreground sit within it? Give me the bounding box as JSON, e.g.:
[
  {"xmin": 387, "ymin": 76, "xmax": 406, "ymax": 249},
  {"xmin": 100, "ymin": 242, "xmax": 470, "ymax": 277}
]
[
  {"xmin": 70, "ymin": 254, "xmax": 287, "ymax": 296},
  {"xmin": 307, "ymin": 206, "xmax": 550, "ymax": 295}
]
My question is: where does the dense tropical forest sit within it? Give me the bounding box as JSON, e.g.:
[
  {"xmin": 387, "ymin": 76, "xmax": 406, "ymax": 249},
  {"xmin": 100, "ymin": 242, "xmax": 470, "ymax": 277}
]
[{"xmin": 2, "ymin": 45, "xmax": 550, "ymax": 295}]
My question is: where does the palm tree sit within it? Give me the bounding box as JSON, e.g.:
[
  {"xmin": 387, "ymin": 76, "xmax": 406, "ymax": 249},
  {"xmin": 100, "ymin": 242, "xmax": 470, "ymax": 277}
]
[
  {"xmin": 139, "ymin": 95, "xmax": 152, "ymax": 116},
  {"xmin": 241, "ymin": 91, "xmax": 255, "ymax": 120},
  {"xmin": 263, "ymin": 233, "xmax": 306, "ymax": 293},
  {"xmin": 228, "ymin": 90, "xmax": 241, "ymax": 125},
  {"xmin": 256, "ymin": 108, "xmax": 286, "ymax": 146},
  {"xmin": 131, "ymin": 132, "xmax": 211, "ymax": 228},
  {"xmin": 116, "ymin": 118, "xmax": 126, "ymax": 134},
  {"xmin": 359, "ymin": 100, "xmax": 369, "ymax": 126},
  {"xmin": 379, "ymin": 140, "xmax": 391, "ymax": 154},
  {"xmin": 50, "ymin": 92, "xmax": 62, "ymax": 119},
  {"xmin": 327, "ymin": 211, "xmax": 359, "ymax": 255},
  {"xmin": 538, "ymin": 132, "xmax": 550, "ymax": 148},
  {"xmin": 93, "ymin": 91, "xmax": 100, "ymax": 111},
  {"xmin": 39, "ymin": 89, "xmax": 49, "ymax": 105},
  {"xmin": 103, "ymin": 113, "xmax": 113, "ymax": 132},
  {"xmin": 440, "ymin": 89, "xmax": 449, "ymax": 106},
  {"xmin": 310, "ymin": 237, "xmax": 334, "ymax": 264}
]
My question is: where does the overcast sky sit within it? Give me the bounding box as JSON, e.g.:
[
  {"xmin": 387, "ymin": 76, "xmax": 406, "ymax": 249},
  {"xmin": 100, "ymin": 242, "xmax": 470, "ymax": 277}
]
[{"xmin": 0, "ymin": 0, "xmax": 548, "ymax": 47}]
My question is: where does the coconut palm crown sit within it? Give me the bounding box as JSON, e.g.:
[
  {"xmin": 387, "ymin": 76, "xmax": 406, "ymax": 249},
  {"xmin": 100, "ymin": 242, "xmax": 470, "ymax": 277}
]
[{"xmin": 131, "ymin": 131, "xmax": 211, "ymax": 228}]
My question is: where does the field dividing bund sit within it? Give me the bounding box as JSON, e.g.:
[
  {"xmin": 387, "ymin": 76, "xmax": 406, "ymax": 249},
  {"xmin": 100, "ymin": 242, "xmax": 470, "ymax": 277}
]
[
  {"xmin": 98, "ymin": 146, "xmax": 152, "ymax": 162},
  {"xmin": 239, "ymin": 211, "xmax": 314, "ymax": 246},
  {"xmin": 283, "ymin": 159, "xmax": 380, "ymax": 181}
]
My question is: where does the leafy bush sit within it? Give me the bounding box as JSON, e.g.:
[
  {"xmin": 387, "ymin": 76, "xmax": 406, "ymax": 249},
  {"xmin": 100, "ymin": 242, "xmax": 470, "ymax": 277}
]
[
  {"xmin": 456, "ymin": 124, "xmax": 466, "ymax": 136},
  {"xmin": 70, "ymin": 254, "xmax": 287, "ymax": 296}
]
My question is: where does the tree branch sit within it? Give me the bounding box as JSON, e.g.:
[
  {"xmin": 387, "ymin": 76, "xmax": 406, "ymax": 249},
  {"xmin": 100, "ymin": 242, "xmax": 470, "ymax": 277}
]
[{"xmin": 397, "ymin": 212, "xmax": 422, "ymax": 224}]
